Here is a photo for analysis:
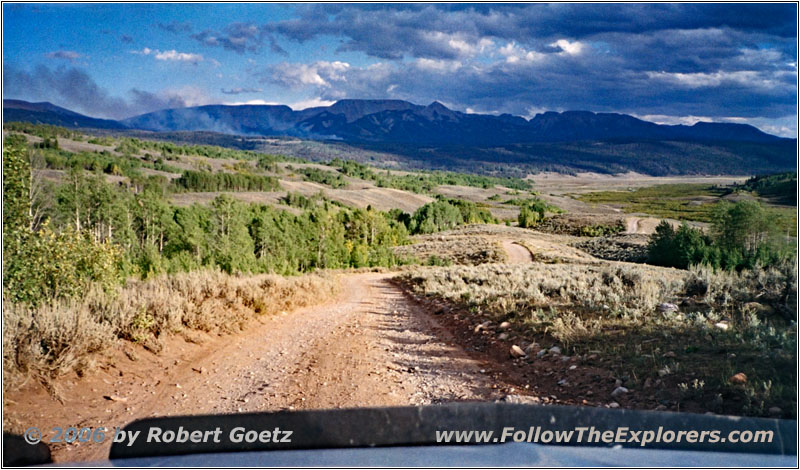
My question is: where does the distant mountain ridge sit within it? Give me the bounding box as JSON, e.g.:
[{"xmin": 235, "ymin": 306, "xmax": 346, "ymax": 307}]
[
  {"xmin": 3, "ymin": 99, "xmax": 125, "ymax": 130},
  {"xmin": 5, "ymin": 98, "xmax": 794, "ymax": 176},
  {"xmin": 4, "ymin": 98, "xmax": 784, "ymax": 145}
]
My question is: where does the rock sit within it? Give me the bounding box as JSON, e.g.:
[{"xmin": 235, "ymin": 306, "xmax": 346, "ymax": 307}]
[
  {"xmin": 499, "ymin": 321, "xmax": 511, "ymax": 330},
  {"xmin": 654, "ymin": 405, "xmax": 667, "ymax": 411},
  {"xmin": 608, "ymin": 402, "xmax": 620, "ymax": 408},
  {"xmin": 569, "ymin": 365, "xmax": 577, "ymax": 370},
  {"xmin": 510, "ymin": 345, "xmax": 527, "ymax": 358},
  {"xmin": 664, "ymin": 351, "xmax": 677, "ymax": 358},
  {"xmin": 644, "ymin": 378, "xmax": 653, "ymax": 388},
  {"xmin": 557, "ymin": 379, "xmax": 568, "ymax": 386},
  {"xmin": 103, "ymin": 395, "xmax": 128, "ymax": 402},
  {"xmin": 714, "ymin": 321, "xmax": 729, "ymax": 331},
  {"xmin": 611, "ymin": 386, "xmax": 629, "ymax": 398},
  {"xmin": 500, "ymin": 394, "xmax": 541, "ymax": 404},
  {"xmin": 524, "ymin": 343, "xmax": 538, "ymax": 354},
  {"xmin": 536, "ymin": 350, "xmax": 547, "ymax": 358},
  {"xmin": 549, "ymin": 346, "xmax": 562, "ymax": 355},
  {"xmin": 123, "ymin": 349, "xmax": 138, "ymax": 361},
  {"xmin": 769, "ymin": 407, "xmax": 782, "ymax": 416},
  {"xmin": 474, "ymin": 321, "xmax": 491, "ymax": 333},
  {"xmin": 498, "ymin": 333, "xmax": 509, "ymax": 341},
  {"xmin": 658, "ymin": 303, "xmax": 679, "ymax": 314},
  {"xmin": 615, "ymin": 378, "xmax": 623, "ymax": 387},
  {"xmin": 587, "ymin": 353, "xmax": 599, "ymax": 361},
  {"xmin": 729, "ymin": 372, "xmax": 748, "ymax": 385}
]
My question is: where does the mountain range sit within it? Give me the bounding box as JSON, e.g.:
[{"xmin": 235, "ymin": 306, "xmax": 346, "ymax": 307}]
[
  {"xmin": 4, "ymin": 98, "xmax": 795, "ymax": 176},
  {"xmin": 4, "ymin": 98, "xmax": 785, "ymax": 145}
]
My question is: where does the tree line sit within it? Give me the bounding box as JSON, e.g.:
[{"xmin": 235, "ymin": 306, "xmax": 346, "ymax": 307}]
[
  {"xmin": 3, "ymin": 136, "xmax": 504, "ymax": 307},
  {"xmin": 647, "ymin": 200, "xmax": 795, "ymax": 271}
]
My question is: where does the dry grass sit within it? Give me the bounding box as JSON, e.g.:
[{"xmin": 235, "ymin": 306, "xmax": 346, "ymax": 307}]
[
  {"xmin": 401, "ymin": 263, "xmax": 686, "ymax": 332},
  {"xmin": 279, "ymin": 180, "xmax": 434, "ymax": 213},
  {"xmin": 516, "ymin": 238, "xmax": 598, "ymax": 264},
  {"xmin": 395, "ymin": 223, "xmax": 598, "ymax": 265},
  {"xmin": 394, "ymin": 234, "xmax": 505, "ymax": 266},
  {"xmin": 536, "ymin": 213, "xmax": 627, "ymax": 236},
  {"xmin": 572, "ymin": 234, "xmax": 650, "ymax": 263},
  {"xmin": 3, "ymin": 271, "xmax": 339, "ymax": 386},
  {"xmin": 399, "ymin": 260, "xmax": 796, "ymax": 417}
]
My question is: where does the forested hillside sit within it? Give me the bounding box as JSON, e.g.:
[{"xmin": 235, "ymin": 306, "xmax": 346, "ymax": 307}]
[{"xmin": 1, "ymin": 125, "xmax": 531, "ymax": 307}]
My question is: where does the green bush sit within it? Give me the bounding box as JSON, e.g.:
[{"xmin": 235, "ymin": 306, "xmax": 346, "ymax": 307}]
[
  {"xmin": 409, "ymin": 198, "xmax": 496, "ymax": 234},
  {"xmin": 579, "ymin": 223, "xmax": 624, "ymax": 237},
  {"xmin": 648, "ymin": 201, "xmax": 794, "ymax": 271},
  {"xmin": 173, "ymin": 170, "xmax": 280, "ymax": 192},
  {"xmin": 517, "ymin": 198, "xmax": 555, "ymax": 228},
  {"xmin": 4, "ymin": 224, "xmax": 122, "ymax": 305}
]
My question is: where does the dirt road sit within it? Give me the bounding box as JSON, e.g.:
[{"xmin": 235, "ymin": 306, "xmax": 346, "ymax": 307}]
[
  {"xmin": 5, "ymin": 273, "xmax": 513, "ymax": 463},
  {"xmin": 501, "ymin": 240, "xmax": 535, "ymax": 263}
]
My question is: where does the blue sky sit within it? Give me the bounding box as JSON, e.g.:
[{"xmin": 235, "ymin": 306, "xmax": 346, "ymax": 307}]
[{"xmin": 3, "ymin": 3, "xmax": 797, "ymax": 136}]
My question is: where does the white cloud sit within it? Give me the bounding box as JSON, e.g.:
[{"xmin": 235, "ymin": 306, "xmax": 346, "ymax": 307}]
[
  {"xmin": 635, "ymin": 113, "xmax": 797, "ymax": 137},
  {"xmin": 524, "ymin": 106, "xmax": 553, "ymax": 119},
  {"xmin": 635, "ymin": 114, "xmax": 714, "ymax": 126},
  {"xmin": 550, "ymin": 39, "xmax": 584, "ymax": 56},
  {"xmin": 154, "ymin": 49, "xmax": 204, "ymax": 64},
  {"xmin": 289, "ymin": 97, "xmax": 336, "ymax": 110},
  {"xmin": 498, "ymin": 42, "xmax": 543, "ymax": 63},
  {"xmin": 130, "ymin": 47, "xmax": 203, "ymax": 64},
  {"xmin": 223, "ymin": 99, "xmax": 281, "ymax": 106},
  {"xmin": 645, "ymin": 70, "xmax": 789, "ymax": 91},
  {"xmin": 465, "ymin": 106, "xmax": 500, "ymax": 115},
  {"xmin": 159, "ymin": 85, "xmax": 214, "ymax": 107},
  {"xmin": 414, "ymin": 58, "xmax": 462, "ymax": 73},
  {"xmin": 268, "ymin": 61, "xmax": 351, "ymax": 88}
]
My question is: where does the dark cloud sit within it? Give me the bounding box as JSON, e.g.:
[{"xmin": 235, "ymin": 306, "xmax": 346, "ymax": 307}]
[
  {"xmin": 260, "ymin": 4, "xmax": 796, "ymax": 61},
  {"xmin": 256, "ymin": 3, "xmax": 796, "ymax": 130},
  {"xmin": 44, "ymin": 50, "xmax": 84, "ymax": 63},
  {"xmin": 157, "ymin": 20, "xmax": 193, "ymax": 34},
  {"xmin": 7, "ymin": 4, "xmax": 796, "ymax": 135},
  {"xmin": 262, "ymin": 50, "xmax": 795, "ymax": 122},
  {"xmin": 191, "ymin": 22, "xmax": 267, "ymax": 54},
  {"xmin": 3, "ymin": 65, "xmax": 204, "ymax": 119},
  {"xmin": 220, "ymin": 87, "xmax": 263, "ymax": 95},
  {"xmin": 190, "ymin": 22, "xmax": 287, "ymax": 56},
  {"xmin": 269, "ymin": 36, "xmax": 288, "ymax": 56}
]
